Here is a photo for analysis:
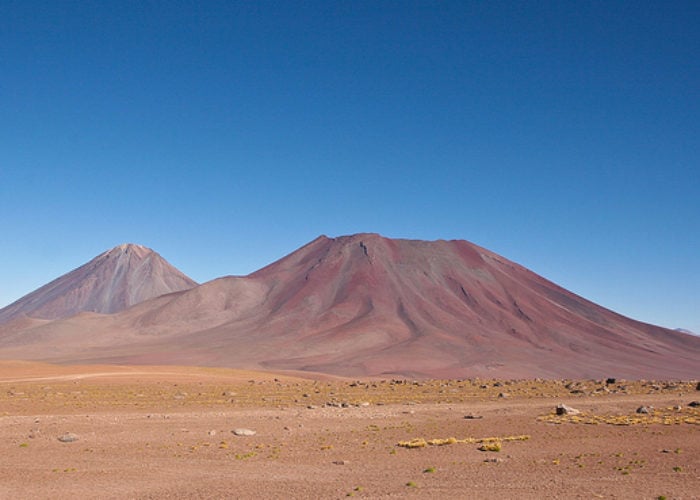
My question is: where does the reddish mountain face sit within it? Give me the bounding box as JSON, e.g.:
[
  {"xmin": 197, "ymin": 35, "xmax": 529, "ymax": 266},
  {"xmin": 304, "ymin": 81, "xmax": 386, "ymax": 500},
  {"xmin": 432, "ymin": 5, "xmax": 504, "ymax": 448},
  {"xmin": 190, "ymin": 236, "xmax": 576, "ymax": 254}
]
[
  {"xmin": 1, "ymin": 234, "xmax": 698, "ymax": 379},
  {"xmin": 0, "ymin": 244, "xmax": 197, "ymax": 324}
]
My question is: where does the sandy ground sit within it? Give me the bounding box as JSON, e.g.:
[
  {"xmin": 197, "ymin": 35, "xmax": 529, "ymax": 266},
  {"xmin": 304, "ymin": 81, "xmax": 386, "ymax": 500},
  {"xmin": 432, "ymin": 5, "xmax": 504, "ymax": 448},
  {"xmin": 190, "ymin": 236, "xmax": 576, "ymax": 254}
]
[{"xmin": 0, "ymin": 362, "xmax": 698, "ymax": 499}]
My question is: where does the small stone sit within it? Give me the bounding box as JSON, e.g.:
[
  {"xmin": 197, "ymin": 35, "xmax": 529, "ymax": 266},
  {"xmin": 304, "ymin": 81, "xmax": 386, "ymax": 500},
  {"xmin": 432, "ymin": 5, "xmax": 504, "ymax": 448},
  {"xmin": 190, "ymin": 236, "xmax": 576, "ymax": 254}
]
[
  {"xmin": 58, "ymin": 433, "xmax": 79, "ymax": 443},
  {"xmin": 464, "ymin": 414, "xmax": 483, "ymax": 419},
  {"xmin": 497, "ymin": 392, "xmax": 509, "ymax": 398},
  {"xmin": 232, "ymin": 428, "xmax": 256, "ymax": 436},
  {"xmin": 605, "ymin": 378, "xmax": 616, "ymax": 385},
  {"xmin": 332, "ymin": 460, "xmax": 349, "ymax": 465},
  {"xmin": 484, "ymin": 457, "xmax": 504, "ymax": 463},
  {"xmin": 359, "ymin": 402, "xmax": 370, "ymax": 407},
  {"xmin": 636, "ymin": 406, "xmax": 653, "ymax": 414},
  {"xmin": 688, "ymin": 401, "xmax": 700, "ymax": 407},
  {"xmin": 208, "ymin": 430, "xmax": 217, "ymax": 436},
  {"xmin": 556, "ymin": 404, "xmax": 580, "ymax": 416}
]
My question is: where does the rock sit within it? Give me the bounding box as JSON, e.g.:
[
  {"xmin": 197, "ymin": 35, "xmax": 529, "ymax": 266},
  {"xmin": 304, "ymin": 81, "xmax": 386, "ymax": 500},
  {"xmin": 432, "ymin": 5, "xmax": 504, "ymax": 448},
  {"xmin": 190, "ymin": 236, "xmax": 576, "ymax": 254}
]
[
  {"xmin": 484, "ymin": 457, "xmax": 504, "ymax": 463},
  {"xmin": 605, "ymin": 378, "xmax": 616, "ymax": 385},
  {"xmin": 556, "ymin": 404, "xmax": 580, "ymax": 416},
  {"xmin": 232, "ymin": 428, "xmax": 256, "ymax": 436},
  {"xmin": 208, "ymin": 430, "xmax": 217, "ymax": 436},
  {"xmin": 464, "ymin": 414, "xmax": 483, "ymax": 419},
  {"xmin": 497, "ymin": 392, "xmax": 509, "ymax": 398},
  {"xmin": 688, "ymin": 401, "xmax": 700, "ymax": 407},
  {"xmin": 58, "ymin": 433, "xmax": 79, "ymax": 443},
  {"xmin": 332, "ymin": 460, "xmax": 349, "ymax": 465},
  {"xmin": 636, "ymin": 406, "xmax": 653, "ymax": 414},
  {"xmin": 696, "ymin": 382, "xmax": 700, "ymax": 391}
]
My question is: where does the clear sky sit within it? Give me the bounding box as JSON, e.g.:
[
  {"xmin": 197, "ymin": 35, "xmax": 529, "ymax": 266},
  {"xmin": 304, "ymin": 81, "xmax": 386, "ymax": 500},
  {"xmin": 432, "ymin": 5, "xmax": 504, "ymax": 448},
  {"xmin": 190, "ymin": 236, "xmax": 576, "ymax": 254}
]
[{"xmin": 1, "ymin": 1, "xmax": 698, "ymax": 333}]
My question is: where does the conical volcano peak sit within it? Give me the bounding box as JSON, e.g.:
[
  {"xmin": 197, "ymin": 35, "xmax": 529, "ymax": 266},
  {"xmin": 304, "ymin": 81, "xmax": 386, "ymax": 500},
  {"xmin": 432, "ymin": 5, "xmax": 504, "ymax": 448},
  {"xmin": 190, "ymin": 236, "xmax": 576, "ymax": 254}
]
[
  {"xmin": 0, "ymin": 244, "xmax": 197, "ymax": 323},
  {"xmin": 103, "ymin": 243, "xmax": 153, "ymax": 259},
  {"xmin": 115, "ymin": 243, "xmax": 149, "ymax": 252}
]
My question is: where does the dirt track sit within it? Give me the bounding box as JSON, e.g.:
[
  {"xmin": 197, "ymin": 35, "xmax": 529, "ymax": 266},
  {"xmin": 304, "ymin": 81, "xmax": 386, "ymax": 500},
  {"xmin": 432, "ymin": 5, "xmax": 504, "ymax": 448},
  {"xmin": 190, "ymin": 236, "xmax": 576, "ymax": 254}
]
[{"xmin": 1, "ymin": 362, "xmax": 698, "ymax": 499}]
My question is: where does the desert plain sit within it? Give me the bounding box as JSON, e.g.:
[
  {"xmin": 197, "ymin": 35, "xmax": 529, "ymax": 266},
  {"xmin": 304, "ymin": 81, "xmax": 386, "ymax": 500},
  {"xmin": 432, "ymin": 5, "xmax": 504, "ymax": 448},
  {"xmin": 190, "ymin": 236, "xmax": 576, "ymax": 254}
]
[{"xmin": 1, "ymin": 361, "xmax": 698, "ymax": 499}]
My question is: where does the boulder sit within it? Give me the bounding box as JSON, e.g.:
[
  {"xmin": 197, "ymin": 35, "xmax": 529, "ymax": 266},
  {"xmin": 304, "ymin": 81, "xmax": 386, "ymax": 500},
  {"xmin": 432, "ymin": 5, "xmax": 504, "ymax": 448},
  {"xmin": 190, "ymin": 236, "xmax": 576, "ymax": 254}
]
[{"xmin": 556, "ymin": 404, "xmax": 580, "ymax": 416}]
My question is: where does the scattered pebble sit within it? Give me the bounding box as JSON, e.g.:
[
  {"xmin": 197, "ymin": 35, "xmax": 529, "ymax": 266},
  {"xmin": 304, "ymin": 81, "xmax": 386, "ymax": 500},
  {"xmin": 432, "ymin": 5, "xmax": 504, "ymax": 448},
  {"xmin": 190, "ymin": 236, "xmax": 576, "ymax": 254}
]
[
  {"xmin": 58, "ymin": 433, "xmax": 79, "ymax": 443},
  {"xmin": 232, "ymin": 428, "xmax": 256, "ymax": 436}
]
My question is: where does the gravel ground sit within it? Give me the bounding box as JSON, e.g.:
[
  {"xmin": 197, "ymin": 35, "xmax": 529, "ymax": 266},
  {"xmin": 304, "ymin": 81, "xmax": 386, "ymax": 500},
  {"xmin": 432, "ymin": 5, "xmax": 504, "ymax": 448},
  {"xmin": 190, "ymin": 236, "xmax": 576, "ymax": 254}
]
[{"xmin": 1, "ymin": 363, "xmax": 698, "ymax": 499}]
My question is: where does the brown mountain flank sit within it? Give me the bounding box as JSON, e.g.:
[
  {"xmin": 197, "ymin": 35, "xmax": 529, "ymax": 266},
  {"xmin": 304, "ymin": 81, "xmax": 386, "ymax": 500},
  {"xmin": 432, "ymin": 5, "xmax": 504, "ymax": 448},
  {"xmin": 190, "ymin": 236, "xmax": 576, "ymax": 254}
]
[
  {"xmin": 1, "ymin": 234, "xmax": 698, "ymax": 379},
  {"xmin": 0, "ymin": 244, "xmax": 197, "ymax": 324}
]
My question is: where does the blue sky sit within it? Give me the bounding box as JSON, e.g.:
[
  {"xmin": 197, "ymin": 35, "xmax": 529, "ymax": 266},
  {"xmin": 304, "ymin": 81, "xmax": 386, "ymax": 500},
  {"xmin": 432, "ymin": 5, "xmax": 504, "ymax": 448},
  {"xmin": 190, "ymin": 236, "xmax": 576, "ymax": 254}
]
[{"xmin": 1, "ymin": 1, "xmax": 698, "ymax": 332}]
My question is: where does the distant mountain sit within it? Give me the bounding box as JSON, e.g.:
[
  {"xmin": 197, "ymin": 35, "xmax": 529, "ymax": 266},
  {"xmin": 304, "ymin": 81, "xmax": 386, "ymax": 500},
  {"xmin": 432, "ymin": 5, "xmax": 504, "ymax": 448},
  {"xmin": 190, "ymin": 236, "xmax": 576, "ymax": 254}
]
[
  {"xmin": 1, "ymin": 234, "xmax": 698, "ymax": 379},
  {"xmin": 0, "ymin": 244, "xmax": 197, "ymax": 324}
]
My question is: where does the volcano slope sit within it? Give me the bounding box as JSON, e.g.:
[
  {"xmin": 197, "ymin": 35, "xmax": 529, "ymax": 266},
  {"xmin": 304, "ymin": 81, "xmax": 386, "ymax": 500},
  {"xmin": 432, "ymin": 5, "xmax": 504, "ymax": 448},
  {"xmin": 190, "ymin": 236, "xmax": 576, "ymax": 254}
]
[
  {"xmin": 0, "ymin": 234, "xmax": 698, "ymax": 379},
  {"xmin": 0, "ymin": 244, "xmax": 197, "ymax": 324}
]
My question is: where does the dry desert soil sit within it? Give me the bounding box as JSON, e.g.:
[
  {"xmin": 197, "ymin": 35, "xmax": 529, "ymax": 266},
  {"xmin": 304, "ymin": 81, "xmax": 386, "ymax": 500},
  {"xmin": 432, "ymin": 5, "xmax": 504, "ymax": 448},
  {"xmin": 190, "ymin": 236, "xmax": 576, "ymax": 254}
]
[{"xmin": 1, "ymin": 361, "xmax": 698, "ymax": 499}]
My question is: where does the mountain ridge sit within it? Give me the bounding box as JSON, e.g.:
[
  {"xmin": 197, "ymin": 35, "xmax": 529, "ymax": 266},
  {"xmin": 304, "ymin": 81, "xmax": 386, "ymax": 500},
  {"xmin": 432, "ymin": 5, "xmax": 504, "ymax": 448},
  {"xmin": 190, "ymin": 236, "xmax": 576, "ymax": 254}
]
[{"xmin": 0, "ymin": 234, "xmax": 698, "ymax": 379}]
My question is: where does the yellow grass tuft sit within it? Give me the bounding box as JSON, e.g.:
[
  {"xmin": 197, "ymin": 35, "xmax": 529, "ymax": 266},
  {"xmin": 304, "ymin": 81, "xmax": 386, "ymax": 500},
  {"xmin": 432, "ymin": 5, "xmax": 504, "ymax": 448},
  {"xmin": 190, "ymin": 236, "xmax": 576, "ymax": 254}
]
[{"xmin": 397, "ymin": 435, "xmax": 529, "ymax": 449}]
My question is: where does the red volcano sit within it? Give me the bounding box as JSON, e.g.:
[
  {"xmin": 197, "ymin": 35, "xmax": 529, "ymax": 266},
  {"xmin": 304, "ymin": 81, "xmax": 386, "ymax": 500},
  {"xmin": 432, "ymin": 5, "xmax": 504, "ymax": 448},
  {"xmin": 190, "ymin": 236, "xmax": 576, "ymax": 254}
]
[
  {"xmin": 0, "ymin": 244, "xmax": 197, "ymax": 324},
  {"xmin": 0, "ymin": 234, "xmax": 697, "ymax": 379}
]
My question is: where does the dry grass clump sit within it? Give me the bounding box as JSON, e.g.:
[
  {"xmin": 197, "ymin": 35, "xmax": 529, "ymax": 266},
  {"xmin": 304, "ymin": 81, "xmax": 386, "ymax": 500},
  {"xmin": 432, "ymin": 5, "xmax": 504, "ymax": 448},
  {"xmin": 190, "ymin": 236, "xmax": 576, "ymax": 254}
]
[
  {"xmin": 538, "ymin": 406, "xmax": 699, "ymax": 426},
  {"xmin": 397, "ymin": 435, "xmax": 529, "ymax": 449},
  {"xmin": 478, "ymin": 442, "xmax": 502, "ymax": 452}
]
